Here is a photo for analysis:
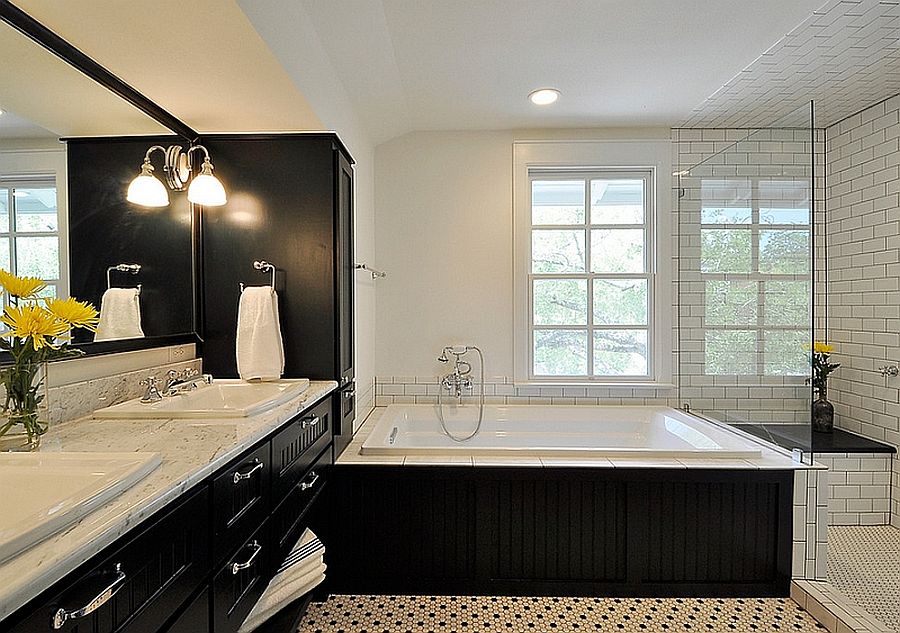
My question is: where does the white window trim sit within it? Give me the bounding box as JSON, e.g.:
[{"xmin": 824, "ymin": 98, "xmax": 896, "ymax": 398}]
[
  {"xmin": 513, "ymin": 140, "xmax": 673, "ymax": 387},
  {"xmin": 0, "ymin": 147, "xmax": 69, "ymax": 299}
]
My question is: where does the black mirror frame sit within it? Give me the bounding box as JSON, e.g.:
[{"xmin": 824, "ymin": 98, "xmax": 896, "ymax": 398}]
[{"xmin": 0, "ymin": 1, "xmax": 204, "ymax": 362}]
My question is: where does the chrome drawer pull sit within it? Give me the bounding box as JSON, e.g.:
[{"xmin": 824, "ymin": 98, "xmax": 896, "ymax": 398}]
[
  {"xmin": 299, "ymin": 471, "xmax": 320, "ymax": 491},
  {"xmin": 231, "ymin": 541, "xmax": 262, "ymax": 574},
  {"xmin": 300, "ymin": 415, "xmax": 320, "ymax": 429},
  {"xmin": 343, "ymin": 389, "xmax": 355, "ymax": 399},
  {"xmin": 52, "ymin": 563, "xmax": 126, "ymax": 629},
  {"xmin": 232, "ymin": 458, "xmax": 264, "ymax": 484}
]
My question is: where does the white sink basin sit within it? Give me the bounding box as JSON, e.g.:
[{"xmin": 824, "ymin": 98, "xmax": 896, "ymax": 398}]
[
  {"xmin": 0, "ymin": 452, "xmax": 161, "ymax": 563},
  {"xmin": 93, "ymin": 378, "xmax": 311, "ymax": 419}
]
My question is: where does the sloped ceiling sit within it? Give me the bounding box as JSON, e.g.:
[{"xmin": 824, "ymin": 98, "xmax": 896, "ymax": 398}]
[
  {"xmin": 15, "ymin": 0, "xmax": 323, "ymax": 134},
  {"xmin": 682, "ymin": 0, "xmax": 900, "ymax": 128}
]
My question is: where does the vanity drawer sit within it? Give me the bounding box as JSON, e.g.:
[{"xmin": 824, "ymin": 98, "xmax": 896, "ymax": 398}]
[
  {"xmin": 211, "ymin": 519, "xmax": 271, "ymax": 633},
  {"xmin": 271, "ymin": 398, "xmax": 331, "ymax": 501},
  {"xmin": 13, "ymin": 487, "xmax": 209, "ymax": 633},
  {"xmin": 271, "ymin": 447, "xmax": 330, "ymax": 559},
  {"xmin": 212, "ymin": 442, "xmax": 271, "ymax": 563}
]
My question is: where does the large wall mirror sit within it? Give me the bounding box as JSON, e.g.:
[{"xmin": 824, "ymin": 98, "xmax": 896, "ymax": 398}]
[{"xmin": 0, "ymin": 4, "xmax": 198, "ymax": 354}]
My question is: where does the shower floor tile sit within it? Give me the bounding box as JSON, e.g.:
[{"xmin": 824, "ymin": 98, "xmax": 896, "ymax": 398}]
[
  {"xmin": 299, "ymin": 595, "xmax": 825, "ymax": 632},
  {"xmin": 829, "ymin": 525, "xmax": 900, "ymax": 632}
]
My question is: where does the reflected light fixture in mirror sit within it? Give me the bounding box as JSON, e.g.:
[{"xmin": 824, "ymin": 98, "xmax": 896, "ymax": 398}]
[{"xmin": 127, "ymin": 144, "xmax": 227, "ymax": 207}]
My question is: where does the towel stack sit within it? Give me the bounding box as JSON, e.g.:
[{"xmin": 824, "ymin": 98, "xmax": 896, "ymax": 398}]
[
  {"xmin": 236, "ymin": 286, "xmax": 285, "ymax": 381},
  {"xmin": 238, "ymin": 529, "xmax": 326, "ymax": 633},
  {"xmin": 95, "ymin": 288, "xmax": 144, "ymax": 341}
]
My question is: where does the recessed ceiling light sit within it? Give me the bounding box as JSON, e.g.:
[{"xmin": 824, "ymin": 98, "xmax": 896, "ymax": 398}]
[{"xmin": 528, "ymin": 88, "xmax": 560, "ymax": 105}]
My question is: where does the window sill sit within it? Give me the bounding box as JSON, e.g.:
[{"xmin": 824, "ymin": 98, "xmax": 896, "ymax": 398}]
[{"xmin": 513, "ymin": 381, "xmax": 676, "ymax": 390}]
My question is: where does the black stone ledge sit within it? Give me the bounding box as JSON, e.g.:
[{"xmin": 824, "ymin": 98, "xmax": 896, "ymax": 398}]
[{"xmin": 733, "ymin": 424, "xmax": 895, "ymax": 454}]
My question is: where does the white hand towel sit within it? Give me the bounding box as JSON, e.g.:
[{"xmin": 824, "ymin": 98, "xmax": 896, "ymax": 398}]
[
  {"xmin": 236, "ymin": 286, "xmax": 284, "ymax": 381},
  {"xmin": 95, "ymin": 288, "xmax": 143, "ymax": 341}
]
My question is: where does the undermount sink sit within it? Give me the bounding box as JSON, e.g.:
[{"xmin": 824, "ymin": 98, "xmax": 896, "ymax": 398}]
[
  {"xmin": 93, "ymin": 378, "xmax": 311, "ymax": 419},
  {"xmin": 0, "ymin": 452, "xmax": 161, "ymax": 563}
]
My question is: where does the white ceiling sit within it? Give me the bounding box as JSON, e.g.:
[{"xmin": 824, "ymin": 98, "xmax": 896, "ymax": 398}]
[
  {"xmin": 0, "ymin": 18, "xmax": 168, "ymax": 139},
  {"xmin": 0, "ymin": 110, "xmax": 54, "ymax": 140},
  {"xmin": 8, "ymin": 0, "xmax": 898, "ymax": 146},
  {"xmin": 285, "ymin": 0, "xmax": 824, "ymax": 142},
  {"xmin": 15, "ymin": 0, "xmax": 323, "ymax": 135}
]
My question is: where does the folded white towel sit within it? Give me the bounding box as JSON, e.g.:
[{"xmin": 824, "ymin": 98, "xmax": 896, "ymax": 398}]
[
  {"xmin": 237, "ymin": 529, "xmax": 326, "ymax": 633},
  {"xmin": 236, "ymin": 286, "xmax": 284, "ymax": 381},
  {"xmin": 238, "ymin": 563, "xmax": 326, "ymax": 633},
  {"xmin": 95, "ymin": 288, "xmax": 143, "ymax": 341}
]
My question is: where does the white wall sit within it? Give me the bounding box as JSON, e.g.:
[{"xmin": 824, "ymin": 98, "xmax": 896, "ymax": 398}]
[
  {"xmin": 237, "ymin": 0, "xmax": 377, "ymax": 423},
  {"xmin": 374, "ymin": 128, "xmax": 669, "ymax": 382}
]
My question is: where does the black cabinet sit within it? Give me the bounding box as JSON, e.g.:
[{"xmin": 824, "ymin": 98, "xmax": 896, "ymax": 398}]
[
  {"xmin": 198, "ymin": 134, "xmax": 355, "ymax": 455},
  {"xmin": 12, "ymin": 488, "xmax": 209, "ymax": 633},
  {"xmin": 6, "ymin": 393, "xmax": 335, "ymax": 633}
]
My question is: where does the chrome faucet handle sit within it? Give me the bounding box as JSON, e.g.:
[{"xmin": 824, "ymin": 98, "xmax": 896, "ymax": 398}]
[{"xmin": 139, "ymin": 376, "xmax": 163, "ymax": 404}]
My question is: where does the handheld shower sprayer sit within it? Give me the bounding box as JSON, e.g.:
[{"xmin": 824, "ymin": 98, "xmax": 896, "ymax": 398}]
[{"xmin": 436, "ymin": 344, "xmax": 485, "ymax": 442}]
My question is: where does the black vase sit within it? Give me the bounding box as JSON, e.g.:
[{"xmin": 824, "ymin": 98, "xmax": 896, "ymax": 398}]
[{"xmin": 812, "ymin": 396, "xmax": 834, "ymax": 433}]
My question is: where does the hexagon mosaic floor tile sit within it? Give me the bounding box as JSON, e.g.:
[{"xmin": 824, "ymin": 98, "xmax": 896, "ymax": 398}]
[
  {"xmin": 829, "ymin": 525, "xmax": 900, "ymax": 633},
  {"xmin": 298, "ymin": 595, "xmax": 825, "ymax": 632}
]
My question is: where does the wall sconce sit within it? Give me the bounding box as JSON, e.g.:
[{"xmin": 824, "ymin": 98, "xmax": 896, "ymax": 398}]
[{"xmin": 126, "ymin": 144, "xmax": 227, "ymax": 207}]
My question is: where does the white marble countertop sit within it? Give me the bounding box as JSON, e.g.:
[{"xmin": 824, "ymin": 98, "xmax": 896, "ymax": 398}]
[
  {"xmin": 0, "ymin": 380, "xmax": 337, "ymax": 622},
  {"xmin": 337, "ymin": 407, "xmax": 821, "ymax": 470}
]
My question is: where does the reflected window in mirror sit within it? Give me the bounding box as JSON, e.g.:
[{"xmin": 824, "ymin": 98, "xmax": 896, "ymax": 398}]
[{"xmin": 0, "ymin": 178, "xmax": 65, "ymax": 302}]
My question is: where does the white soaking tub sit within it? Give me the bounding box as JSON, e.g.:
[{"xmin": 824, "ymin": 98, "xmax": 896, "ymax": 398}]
[{"xmin": 360, "ymin": 404, "xmax": 764, "ymax": 459}]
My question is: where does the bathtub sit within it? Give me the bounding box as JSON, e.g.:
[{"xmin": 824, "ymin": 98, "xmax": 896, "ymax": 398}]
[{"xmin": 360, "ymin": 404, "xmax": 764, "ymax": 459}]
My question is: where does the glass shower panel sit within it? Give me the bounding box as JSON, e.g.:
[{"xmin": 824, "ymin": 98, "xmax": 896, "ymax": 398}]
[{"xmin": 676, "ymin": 102, "xmax": 815, "ymax": 457}]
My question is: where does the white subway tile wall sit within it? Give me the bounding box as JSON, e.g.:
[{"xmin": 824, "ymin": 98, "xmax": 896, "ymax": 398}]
[
  {"xmin": 793, "ymin": 469, "xmax": 830, "ymax": 581},
  {"xmin": 374, "ymin": 377, "xmax": 677, "ymax": 408},
  {"xmin": 826, "ymin": 94, "xmax": 900, "ymax": 527},
  {"xmin": 816, "ymin": 452, "xmax": 893, "ymax": 526}
]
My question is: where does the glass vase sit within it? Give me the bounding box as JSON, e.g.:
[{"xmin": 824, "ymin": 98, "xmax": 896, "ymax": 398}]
[
  {"xmin": 811, "ymin": 394, "xmax": 834, "ymax": 433},
  {"xmin": 0, "ymin": 361, "xmax": 49, "ymax": 451}
]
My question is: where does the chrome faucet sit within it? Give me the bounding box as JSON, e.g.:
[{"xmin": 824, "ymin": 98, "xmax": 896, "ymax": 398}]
[
  {"xmin": 163, "ymin": 369, "xmax": 213, "ymax": 396},
  {"xmin": 139, "ymin": 376, "xmax": 163, "ymax": 404},
  {"xmin": 438, "ymin": 346, "xmax": 474, "ymax": 403}
]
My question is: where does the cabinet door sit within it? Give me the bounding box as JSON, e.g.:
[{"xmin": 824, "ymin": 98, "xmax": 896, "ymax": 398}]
[
  {"xmin": 161, "ymin": 588, "xmax": 209, "ymax": 633},
  {"xmin": 336, "ymin": 150, "xmax": 354, "ymax": 388},
  {"xmin": 12, "ymin": 488, "xmax": 209, "ymax": 633}
]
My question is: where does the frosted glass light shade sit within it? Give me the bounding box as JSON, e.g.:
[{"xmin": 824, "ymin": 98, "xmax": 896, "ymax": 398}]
[
  {"xmin": 126, "ymin": 173, "xmax": 169, "ymax": 207},
  {"xmin": 187, "ymin": 158, "xmax": 226, "ymax": 206}
]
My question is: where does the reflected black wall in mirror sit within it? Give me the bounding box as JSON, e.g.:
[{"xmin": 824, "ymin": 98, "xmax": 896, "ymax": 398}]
[{"xmin": 66, "ymin": 137, "xmax": 196, "ymax": 344}]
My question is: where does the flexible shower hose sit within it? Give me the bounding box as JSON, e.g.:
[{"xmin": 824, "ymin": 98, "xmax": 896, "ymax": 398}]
[{"xmin": 436, "ymin": 345, "xmax": 485, "ymax": 442}]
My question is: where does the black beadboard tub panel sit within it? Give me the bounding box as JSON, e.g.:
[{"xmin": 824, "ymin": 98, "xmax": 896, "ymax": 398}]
[{"xmin": 326, "ymin": 466, "xmax": 793, "ymax": 598}]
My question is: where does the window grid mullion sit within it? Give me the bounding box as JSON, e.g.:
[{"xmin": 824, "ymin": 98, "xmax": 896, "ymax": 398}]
[
  {"xmin": 9, "ymin": 188, "xmax": 18, "ymax": 278},
  {"xmin": 584, "ymin": 176, "xmax": 594, "ymax": 377},
  {"xmin": 529, "ymin": 169, "xmax": 652, "ymax": 380},
  {"xmin": 751, "ymin": 179, "xmax": 763, "ymax": 376}
]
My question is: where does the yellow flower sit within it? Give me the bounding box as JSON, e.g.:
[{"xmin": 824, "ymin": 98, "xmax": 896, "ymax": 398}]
[
  {"xmin": 0, "ymin": 304, "xmax": 68, "ymax": 349},
  {"xmin": 0, "ymin": 269, "xmax": 46, "ymax": 299},
  {"xmin": 813, "ymin": 342, "xmax": 834, "ymax": 354},
  {"xmin": 45, "ymin": 297, "xmax": 99, "ymax": 332}
]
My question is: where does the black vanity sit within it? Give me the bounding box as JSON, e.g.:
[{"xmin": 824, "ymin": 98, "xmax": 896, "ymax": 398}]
[{"xmin": 4, "ymin": 390, "xmax": 335, "ymax": 633}]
